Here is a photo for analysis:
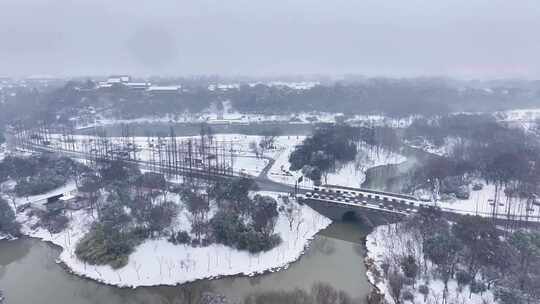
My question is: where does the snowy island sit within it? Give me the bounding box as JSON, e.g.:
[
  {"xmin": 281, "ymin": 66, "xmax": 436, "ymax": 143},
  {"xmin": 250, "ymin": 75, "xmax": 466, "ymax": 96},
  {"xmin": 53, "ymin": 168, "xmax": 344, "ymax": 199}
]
[{"xmin": 16, "ymin": 190, "xmax": 330, "ymax": 287}]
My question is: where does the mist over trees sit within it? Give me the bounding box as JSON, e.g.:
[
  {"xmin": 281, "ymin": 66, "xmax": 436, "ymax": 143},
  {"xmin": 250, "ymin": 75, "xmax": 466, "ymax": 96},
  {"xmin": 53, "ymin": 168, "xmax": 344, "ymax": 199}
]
[{"xmin": 2, "ymin": 78, "xmax": 540, "ymax": 129}]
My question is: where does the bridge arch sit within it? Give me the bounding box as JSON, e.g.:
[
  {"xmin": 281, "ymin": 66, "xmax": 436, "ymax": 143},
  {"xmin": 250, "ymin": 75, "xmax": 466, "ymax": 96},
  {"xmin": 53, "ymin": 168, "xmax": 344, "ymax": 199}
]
[{"xmin": 342, "ymin": 210, "xmax": 359, "ymax": 222}]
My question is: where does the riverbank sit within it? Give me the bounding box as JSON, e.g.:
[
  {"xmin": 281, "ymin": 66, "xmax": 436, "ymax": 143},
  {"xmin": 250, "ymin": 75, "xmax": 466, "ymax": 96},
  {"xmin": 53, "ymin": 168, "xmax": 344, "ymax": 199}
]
[
  {"xmin": 364, "ymin": 223, "xmax": 497, "ymax": 304},
  {"xmin": 1, "ymin": 222, "xmax": 372, "ymax": 304},
  {"xmin": 15, "ymin": 191, "xmax": 331, "ymax": 288}
]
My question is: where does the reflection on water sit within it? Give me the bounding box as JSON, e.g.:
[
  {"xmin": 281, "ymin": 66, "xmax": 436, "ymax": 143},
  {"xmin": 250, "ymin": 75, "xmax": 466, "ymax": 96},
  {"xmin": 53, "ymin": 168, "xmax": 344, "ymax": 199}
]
[
  {"xmin": 0, "ymin": 222, "xmax": 371, "ymax": 304},
  {"xmin": 0, "ymin": 240, "xmax": 32, "ymax": 267}
]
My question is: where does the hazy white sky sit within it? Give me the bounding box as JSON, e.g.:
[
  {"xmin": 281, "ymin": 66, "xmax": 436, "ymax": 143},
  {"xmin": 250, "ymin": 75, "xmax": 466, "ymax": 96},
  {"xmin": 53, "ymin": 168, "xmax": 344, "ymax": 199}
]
[{"xmin": 1, "ymin": 0, "xmax": 539, "ymax": 78}]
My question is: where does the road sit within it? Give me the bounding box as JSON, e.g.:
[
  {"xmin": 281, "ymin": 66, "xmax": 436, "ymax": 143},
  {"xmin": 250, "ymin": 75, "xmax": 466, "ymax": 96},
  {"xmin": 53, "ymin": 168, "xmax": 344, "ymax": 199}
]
[{"xmin": 15, "ymin": 141, "xmax": 540, "ymax": 225}]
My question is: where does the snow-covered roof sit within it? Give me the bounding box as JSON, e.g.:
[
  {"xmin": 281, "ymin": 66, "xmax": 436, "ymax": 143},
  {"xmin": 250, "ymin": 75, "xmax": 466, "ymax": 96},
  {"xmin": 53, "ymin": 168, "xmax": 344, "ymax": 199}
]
[
  {"xmin": 107, "ymin": 78, "xmax": 122, "ymax": 84},
  {"xmin": 106, "ymin": 75, "xmax": 131, "ymax": 84},
  {"xmin": 126, "ymin": 82, "xmax": 150, "ymax": 88},
  {"xmin": 98, "ymin": 82, "xmax": 113, "ymax": 88},
  {"xmin": 147, "ymin": 86, "xmax": 181, "ymax": 92},
  {"xmin": 208, "ymin": 83, "xmax": 240, "ymax": 91}
]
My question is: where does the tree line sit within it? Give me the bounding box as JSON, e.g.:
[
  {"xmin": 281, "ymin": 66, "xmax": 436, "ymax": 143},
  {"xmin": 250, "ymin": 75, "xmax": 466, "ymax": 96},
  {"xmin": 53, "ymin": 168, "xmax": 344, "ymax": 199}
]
[{"xmin": 3, "ymin": 79, "xmax": 540, "ymax": 130}]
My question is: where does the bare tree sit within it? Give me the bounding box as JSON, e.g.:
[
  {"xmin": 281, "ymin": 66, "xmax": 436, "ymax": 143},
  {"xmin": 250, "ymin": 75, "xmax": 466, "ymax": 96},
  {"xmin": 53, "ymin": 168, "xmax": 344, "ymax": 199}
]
[{"xmin": 388, "ymin": 270, "xmax": 406, "ymax": 304}]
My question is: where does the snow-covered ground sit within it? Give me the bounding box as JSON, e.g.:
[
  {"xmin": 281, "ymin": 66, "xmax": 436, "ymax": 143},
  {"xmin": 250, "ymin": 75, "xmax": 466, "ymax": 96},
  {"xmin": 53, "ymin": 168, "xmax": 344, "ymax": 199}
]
[
  {"xmin": 43, "ymin": 132, "xmax": 407, "ymax": 190},
  {"xmin": 15, "ymin": 191, "xmax": 331, "ymax": 287},
  {"xmin": 406, "ymin": 137, "xmax": 460, "ymax": 157},
  {"xmin": 1, "ymin": 181, "xmax": 78, "ymax": 208},
  {"xmin": 494, "ymin": 108, "xmax": 540, "ymax": 132},
  {"xmin": 268, "ymin": 137, "xmax": 407, "ymax": 188},
  {"xmin": 45, "ymin": 133, "xmax": 272, "ymax": 178},
  {"xmin": 366, "ymin": 223, "xmax": 497, "ymax": 304},
  {"xmin": 495, "ymin": 108, "xmax": 540, "ymax": 123}
]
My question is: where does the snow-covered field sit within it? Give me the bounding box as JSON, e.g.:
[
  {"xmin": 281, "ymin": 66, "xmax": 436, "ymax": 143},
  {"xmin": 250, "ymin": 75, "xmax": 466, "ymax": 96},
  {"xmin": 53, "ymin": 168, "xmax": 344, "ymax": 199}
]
[
  {"xmin": 45, "ymin": 133, "xmax": 272, "ymax": 178},
  {"xmin": 15, "ymin": 191, "xmax": 331, "ymax": 287},
  {"xmin": 268, "ymin": 137, "xmax": 407, "ymax": 188},
  {"xmin": 366, "ymin": 223, "xmax": 497, "ymax": 304},
  {"xmin": 44, "ymin": 131, "xmax": 407, "ymax": 191}
]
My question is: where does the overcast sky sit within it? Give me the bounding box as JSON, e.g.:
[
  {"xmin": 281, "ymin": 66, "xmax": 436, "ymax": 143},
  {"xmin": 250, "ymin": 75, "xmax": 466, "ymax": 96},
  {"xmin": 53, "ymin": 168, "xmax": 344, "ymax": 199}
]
[{"xmin": 1, "ymin": 0, "xmax": 539, "ymax": 78}]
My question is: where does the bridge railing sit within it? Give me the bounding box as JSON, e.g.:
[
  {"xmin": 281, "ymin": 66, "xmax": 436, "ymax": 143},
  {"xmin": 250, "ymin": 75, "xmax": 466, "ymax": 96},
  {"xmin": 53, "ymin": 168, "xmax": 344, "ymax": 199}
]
[{"xmin": 313, "ymin": 184, "xmax": 419, "ymax": 201}]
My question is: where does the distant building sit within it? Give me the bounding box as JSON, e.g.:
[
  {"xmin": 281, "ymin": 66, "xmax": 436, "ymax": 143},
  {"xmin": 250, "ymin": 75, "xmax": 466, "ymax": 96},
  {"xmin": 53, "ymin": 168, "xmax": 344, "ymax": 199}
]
[
  {"xmin": 146, "ymin": 86, "xmax": 181, "ymax": 95},
  {"xmin": 107, "ymin": 75, "xmax": 131, "ymax": 84},
  {"xmin": 125, "ymin": 82, "xmax": 151, "ymax": 90},
  {"xmin": 96, "ymin": 75, "xmax": 131, "ymax": 88},
  {"xmin": 96, "ymin": 76, "xmax": 153, "ymax": 90}
]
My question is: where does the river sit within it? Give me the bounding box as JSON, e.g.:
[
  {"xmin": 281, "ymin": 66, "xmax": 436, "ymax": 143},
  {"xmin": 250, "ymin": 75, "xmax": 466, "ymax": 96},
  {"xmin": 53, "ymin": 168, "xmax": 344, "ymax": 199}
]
[{"xmin": 0, "ymin": 222, "xmax": 372, "ymax": 304}]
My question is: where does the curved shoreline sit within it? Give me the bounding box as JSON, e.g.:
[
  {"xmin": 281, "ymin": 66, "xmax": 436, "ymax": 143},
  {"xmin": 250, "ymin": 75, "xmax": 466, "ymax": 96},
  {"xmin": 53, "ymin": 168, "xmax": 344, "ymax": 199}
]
[
  {"xmin": 16, "ymin": 198, "xmax": 332, "ymax": 288},
  {"xmin": 30, "ymin": 229, "xmax": 324, "ymax": 290},
  {"xmin": 362, "ymin": 229, "xmax": 386, "ymax": 304}
]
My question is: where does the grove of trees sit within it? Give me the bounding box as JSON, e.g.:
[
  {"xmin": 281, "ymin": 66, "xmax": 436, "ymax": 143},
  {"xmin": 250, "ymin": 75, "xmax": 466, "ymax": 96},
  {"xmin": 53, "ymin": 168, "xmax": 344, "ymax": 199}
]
[
  {"xmin": 0, "ymin": 154, "xmax": 87, "ymax": 197},
  {"xmin": 375, "ymin": 208, "xmax": 540, "ymax": 304},
  {"xmin": 401, "ymin": 114, "xmax": 540, "ymax": 216},
  {"xmin": 0, "ymin": 197, "xmax": 20, "ymax": 237},
  {"xmin": 289, "ymin": 124, "xmax": 401, "ymax": 184},
  {"xmin": 75, "ymin": 160, "xmax": 177, "ymax": 268},
  {"xmin": 208, "ymin": 178, "xmax": 282, "ymax": 253},
  {"xmin": 74, "ymin": 162, "xmax": 283, "ymax": 269}
]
